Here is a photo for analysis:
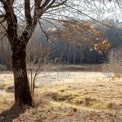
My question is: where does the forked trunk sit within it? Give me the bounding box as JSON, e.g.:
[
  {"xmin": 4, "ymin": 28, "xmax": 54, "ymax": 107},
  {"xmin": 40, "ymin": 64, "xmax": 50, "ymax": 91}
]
[{"xmin": 12, "ymin": 46, "xmax": 32, "ymax": 106}]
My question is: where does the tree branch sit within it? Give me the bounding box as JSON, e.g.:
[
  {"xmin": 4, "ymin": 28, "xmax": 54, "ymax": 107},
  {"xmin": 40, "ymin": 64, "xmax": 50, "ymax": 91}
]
[
  {"xmin": 0, "ymin": 0, "xmax": 7, "ymax": 6},
  {"xmin": 0, "ymin": 14, "xmax": 5, "ymax": 18},
  {"xmin": 33, "ymin": 0, "xmax": 42, "ymax": 25},
  {"xmin": 41, "ymin": 0, "xmax": 52, "ymax": 9},
  {"xmin": 25, "ymin": 0, "xmax": 32, "ymax": 25},
  {"xmin": 46, "ymin": 0, "xmax": 67, "ymax": 10},
  {"xmin": 0, "ymin": 17, "xmax": 6, "ymax": 24}
]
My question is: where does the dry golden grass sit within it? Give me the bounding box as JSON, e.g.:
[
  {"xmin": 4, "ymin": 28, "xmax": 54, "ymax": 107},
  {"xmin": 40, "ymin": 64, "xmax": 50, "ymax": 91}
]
[
  {"xmin": 34, "ymin": 78, "xmax": 122, "ymax": 112},
  {"xmin": 0, "ymin": 69, "xmax": 122, "ymax": 121},
  {"xmin": 62, "ymin": 64, "xmax": 103, "ymax": 71},
  {"xmin": 102, "ymin": 64, "xmax": 122, "ymax": 78},
  {"xmin": 0, "ymin": 71, "xmax": 122, "ymax": 111},
  {"xmin": 0, "ymin": 72, "xmax": 14, "ymax": 90},
  {"xmin": 0, "ymin": 91, "xmax": 14, "ymax": 111}
]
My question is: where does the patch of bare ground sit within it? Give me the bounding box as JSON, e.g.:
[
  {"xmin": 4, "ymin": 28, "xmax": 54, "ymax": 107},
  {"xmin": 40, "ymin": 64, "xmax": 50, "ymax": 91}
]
[{"xmin": 0, "ymin": 69, "xmax": 122, "ymax": 122}]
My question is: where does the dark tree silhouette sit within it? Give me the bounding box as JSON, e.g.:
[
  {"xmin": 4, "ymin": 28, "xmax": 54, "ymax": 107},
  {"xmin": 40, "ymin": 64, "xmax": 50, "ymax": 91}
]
[{"xmin": 0, "ymin": 0, "xmax": 67, "ymax": 106}]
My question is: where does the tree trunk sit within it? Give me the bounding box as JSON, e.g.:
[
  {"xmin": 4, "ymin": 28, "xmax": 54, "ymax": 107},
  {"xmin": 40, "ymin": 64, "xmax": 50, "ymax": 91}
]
[
  {"xmin": 12, "ymin": 46, "xmax": 32, "ymax": 106},
  {"xmin": 4, "ymin": 2, "xmax": 34, "ymax": 106}
]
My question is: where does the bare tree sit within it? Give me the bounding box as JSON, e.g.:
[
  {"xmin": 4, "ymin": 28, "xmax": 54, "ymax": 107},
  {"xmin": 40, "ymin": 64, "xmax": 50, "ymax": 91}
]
[
  {"xmin": 26, "ymin": 38, "xmax": 51, "ymax": 95},
  {"xmin": 0, "ymin": 0, "xmax": 68, "ymax": 106},
  {"xmin": 0, "ymin": 0, "xmax": 120, "ymax": 106}
]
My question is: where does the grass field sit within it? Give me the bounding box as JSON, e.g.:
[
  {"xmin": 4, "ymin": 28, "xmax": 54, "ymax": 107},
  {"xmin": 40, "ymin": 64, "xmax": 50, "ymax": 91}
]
[{"xmin": 0, "ymin": 66, "xmax": 122, "ymax": 122}]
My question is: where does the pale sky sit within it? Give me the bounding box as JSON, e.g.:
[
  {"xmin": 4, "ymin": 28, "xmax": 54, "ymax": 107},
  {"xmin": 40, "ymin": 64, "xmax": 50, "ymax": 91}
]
[{"xmin": 0, "ymin": 0, "xmax": 122, "ymax": 23}]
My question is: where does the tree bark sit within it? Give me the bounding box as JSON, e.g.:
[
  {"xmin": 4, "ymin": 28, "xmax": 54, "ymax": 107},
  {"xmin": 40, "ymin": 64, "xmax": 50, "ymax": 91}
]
[
  {"xmin": 5, "ymin": 7, "xmax": 32, "ymax": 106},
  {"xmin": 12, "ymin": 46, "xmax": 32, "ymax": 106}
]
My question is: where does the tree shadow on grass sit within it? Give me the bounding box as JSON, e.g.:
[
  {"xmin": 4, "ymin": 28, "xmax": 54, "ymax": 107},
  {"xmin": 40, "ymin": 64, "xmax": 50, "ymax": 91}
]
[{"xmin": 0, "ymin": 103, "xmax": 26, "ymax": 122}]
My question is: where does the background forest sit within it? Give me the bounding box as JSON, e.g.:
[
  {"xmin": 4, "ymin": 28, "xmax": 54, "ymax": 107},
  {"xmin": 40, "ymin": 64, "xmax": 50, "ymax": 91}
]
[{"xmin": 0, "ymin": 19, "xmax": 122, "ymax": 70}]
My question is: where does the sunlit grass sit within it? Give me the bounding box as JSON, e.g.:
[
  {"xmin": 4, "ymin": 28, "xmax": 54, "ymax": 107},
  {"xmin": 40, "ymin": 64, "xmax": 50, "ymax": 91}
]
[
  {"xmin": 0, "ymin": 91, "xmax": 14, "ymax": 111},
  {"xmin": 34, "ymin": 78, "xmax": 122, "ymax": 112},
  {"xmin": 0, "ymin": 71, "xmax": 122, "ymax": 114}
]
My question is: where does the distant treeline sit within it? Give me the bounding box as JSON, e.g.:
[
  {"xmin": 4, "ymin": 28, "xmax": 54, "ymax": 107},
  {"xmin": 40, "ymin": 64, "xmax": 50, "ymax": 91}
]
[{"xmin": 0, "ymin": 19, "xmax": 122, "ymax": 69}]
